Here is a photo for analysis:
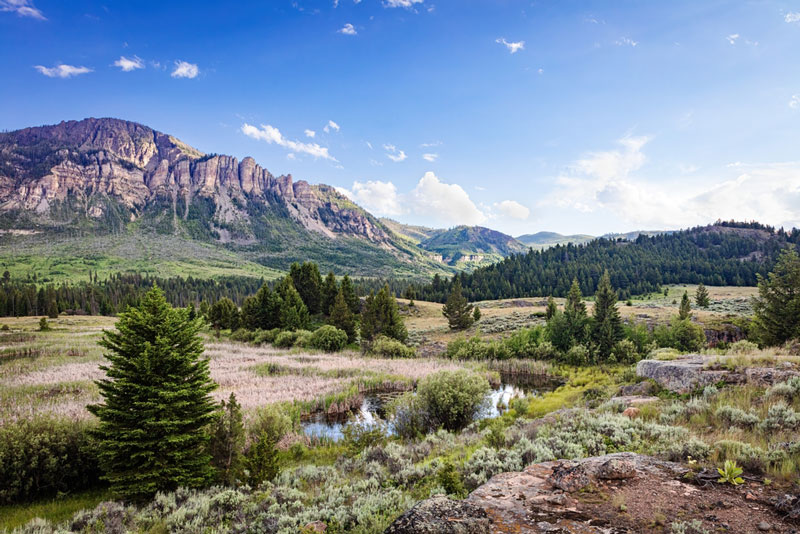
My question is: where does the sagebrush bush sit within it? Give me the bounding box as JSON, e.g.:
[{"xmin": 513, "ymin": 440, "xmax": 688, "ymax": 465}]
[
  {"xmin": 370, "ymin": 335, "xmax": 416, "ymax": 358},
  {"xmin": 765, "ymin": 377, "xmax": 800, "ymax": 401},
  {"xmin": 727, "ymin": 340, "xmax": 758, "ymax": 355},
  {"xmin": 759, "ymin": 401, "xmax": 799, "ymax": 432},
  {"xmin": 0, "ymin": 417, "xmax": 100, "ymax": 504},
  {"xmin": 309, "ymin": 325, "xmax": 348, "ymax": 352},
  {"xmin": 714, "ymin": 405, "xmax": 760, "ymax": 428}
]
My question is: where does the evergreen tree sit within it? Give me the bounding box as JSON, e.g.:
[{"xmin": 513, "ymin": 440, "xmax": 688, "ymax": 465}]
[
  {"xmin": 340, "ymin": 275, "xmax": 360, "ymax": 315},
  {"xmin": 209, "ymin": 298, "xmax": 239, "ymax": 330},
  {"xmin": 473, "ymin": 306, "xmax": 481, "ymax": 322},
  {"xmin": 289, "ymin": 262, "xmax": 322, "ymax": 314},
  {"xmin": 276, "ymin": 277, "xmax": 310, "ymax": 331},
  {"xmin": 241, "ymin": 284, "xmax": 281, "ymax": 331},
  {"xmin": 545, "ymin": 296, "xmax": 558, "ymax": 320},
  {"xmin": 679, "ymin": 291, "xmax": 692, "ymax": 320},
  {"xmin": 329, "ymin": 289, "xmax": 357, "ymax": 343},
  {"xmin": 591, "ymin": 271, "xmax": 623, "ymax": 362},
  {"xmin": 695, "ymin": 283, "xmax": 710, "ymax": 308},
  {"xmin": 209, "ymin": 393, "xmax": 245, "ymax": 486},
  {"xmin": 752, "ymin": 248, "xmax": 800, "ymax": 346},
  {"xmin": 320, "ymin": 272, "xmax": 338, "ymax": 316},
  {"xmin": 246, "ymin": 432, "xmax": 279, "ymax": 487},
  {"xmin": 360, "ymin": 284, "xmax": 407, "ymax": 346},
  {"xmin": 46, "ymin": 298, "xmax": 59, "ymax": 319},
  {"xmin": 442, "ymin": 279, "xmax": 474, "ymax": 330},
  {"xmin": 88, "ymin": 286, "xmax": 217, "ymax": 501},
  {"xmin": 563, "ymin": 278, "xmax": 588, "ymax": 346}
]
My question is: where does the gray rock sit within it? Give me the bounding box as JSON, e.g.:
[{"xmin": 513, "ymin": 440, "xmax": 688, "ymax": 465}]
[
  {"xmin": 757, "ymin": 521, "xmax": 772, "ymax": 531},
  {"xmin": 383, "ymin": 495, "xmax": 489, "ymax": 534},
  {"xmin": 635, "ymin": 356, "xmax": 728, "ymax": 393}
]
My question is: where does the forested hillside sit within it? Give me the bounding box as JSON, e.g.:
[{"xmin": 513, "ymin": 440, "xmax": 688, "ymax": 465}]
[{"xmin": 413, "ymin": 223, "xmax": 800, "ymax": 302}]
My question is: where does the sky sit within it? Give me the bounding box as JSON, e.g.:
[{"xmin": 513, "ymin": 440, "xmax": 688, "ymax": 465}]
[{"xmin": 2, "ymin": 0, "xmax": 800, "ymax": 236}]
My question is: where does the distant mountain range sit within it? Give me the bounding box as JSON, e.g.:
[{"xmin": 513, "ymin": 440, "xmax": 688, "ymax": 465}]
[{"xmin": 0, "ymin": 117, "xmax": 691, "ymax": 282}]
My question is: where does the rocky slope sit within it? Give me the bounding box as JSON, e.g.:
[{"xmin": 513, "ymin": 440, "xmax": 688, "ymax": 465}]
[{"xmin": 0, "ymin": 118, "xmax": 445, "ymax": 277}]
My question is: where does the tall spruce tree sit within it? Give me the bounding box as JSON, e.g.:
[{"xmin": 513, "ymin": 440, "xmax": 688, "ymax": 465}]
[
  {"xmin": 564, "ymin": 278, "xmax": 588, "ymax": 346},
  {"xmin": 752, "ymin": 248, "xmax": 800, "ymax": 346},
  {"xmin": 329, "ymin": 289, "xmax": 357, "ymax": 343},
  {"xmin": 360, "ymin": 284, "xmax": 407, "ymax": 346},
  {"xmin": 276, "ymin": 277, "xmax": 310, "ymax": 331},
  {"xmin": 340, "ymin": 275, "xmax": 360, "ymax": 315},
  {"xmin": 289, "ymin": 262, "xmax": 322, "ymax": 314},
  {"xmin": 88, "ymin": 286, "xmax": 217, "ymax": 501},
  {"xmin": 695, "ymin": 283, "xmax": 710, "ymax": 308},
  {"xmin": 320, "ymin": 272, "xmax": 338, "ymax": 316},
  {"xmin": 591, "ymin": 271, "xmax": 623, "ymax": 362},
  {"xmin": 679, "ymin": 291, "xmax": 692, "ymax": 320},
  {"xmin": 209, "ymin": 393, "xmax": 245, "ymax": 486},
  {"xmin": 545, "ymin": 296, "xmax": 558, "ymax": 320},
  {"xmin": 442, "ymin": 278, "xmax": 474, "ymax": 330}
]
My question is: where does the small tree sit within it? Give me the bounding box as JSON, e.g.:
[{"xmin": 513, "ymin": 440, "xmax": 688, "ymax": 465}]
[
  {"xmin": 88, "ymin": 286, "xmax": 217, "ymax": 501},
  {"xmin": 46, "ymin": 299, "xmax": 59, "ymax": 319},
  {"xmin": 752, "ymin": 248, "xmax": 800, "ymax": 346},
  {"xmin": 320, "ymin": 271, "xmax": 338, "ymax": 316},
  {"xmin": 564, "ymin": 278, "xmax": 588, "ymax": 346},
  {"xmin": 545, "ymin": 296, "xmax": 558, "ymax": 320},
  {"xmin": 246, "ymin": 433, "xmax": 279, "ymax": 487},
  {"xmin": 209, "ymin": 298, "xmax": 239, "ymax": 331},
  {"xmin": 591, "ymin": 271, "xmax": 623, "ymax": 362},
  {"xmin": 679, "ymin": 291, "xmax": 692, "ymax": 320},
  {"xmin": 695, "ymin": 283, "xmax": 710, "ymax": 308},
  {"xmin": 340, "ymin": 275, "xmax": 360, "ymax": 315},
  {"xmin": 329, "ymin": 289, "xmax": 357, "ymax": 343},
  {"xmin": 360, "ymin": 284, "xmax": 407, "ymax": 347},
  {"xmin": 289, "ymin": 262, "xmax": 322, "ymax": 314},
  {"xmin": 209, "ymin": 393, "xmax": 245, "ymax": 486},
  {"xmin": 473, "ymin": 306, "xmax": 481, "ymax": 322},
  {"xmin": 276, "ymin": 277, "xmax": 310, "ymax": 331},
  {"xmin": 442, "ymin": 279, "xmax": 474, "ymax": 330},
  {"xmin": 38, "ymin": 317, "xmax": 50, "ymax": 331}
]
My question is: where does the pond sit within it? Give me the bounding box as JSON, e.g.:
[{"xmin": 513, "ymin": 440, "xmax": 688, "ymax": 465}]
[{"xmin": 301, "ymin": 373, "xmax": 558, "ymax": 441}]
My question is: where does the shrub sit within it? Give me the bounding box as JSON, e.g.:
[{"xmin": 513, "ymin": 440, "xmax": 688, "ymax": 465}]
[
  {"xmin": 563, "ymin": 344, "xmax": 589, "ymax": 365},
  {"xmin": 670, "ymin": 318, "xmax": 707, "ymax": 352},
  {"xmin": 274, "ymin": 330, "xmax": 301, "ymax": 348},
  {"xmin": 765, "ymin": 377, "xmax": 800, "ymax": 401},
  {"xmin": 253, "ymin": 327, "xmax": 281, "ymax": 345},
  {"xmin": 436, "ymin": 460, "xmax": 466, "ymax": 497},
  {"xmin": 727, "ymin": 340, "xmax": 758, "ymax": 355},
  {"xmin": 342, "ymin": 422, "xmax": 387, "ymax": 457},
  {"xmin": 0, "ymin": 417, "xmax": 100, "ymax": 504},
  {"xmin": 230, "ymin": 328, "xmax": 254, "ymax": 342},
  {"xmin": 38, "ymin": 317, "xmax": 50, "ymax": 331},
  {"xmin": 417, "ymin": 370, "xmax": 490, "ymax": 431},
  {"xmin": 371, "ymin": 335, "xmax": 416, "ymax": 358},
  {"xmin": 714, "ymin": 405, "xmax": 759, "ymax": 428},
  {"xmin": 247, "ymin": 432, "xmax": 279, "ymax": 487},
  {"xmin": 759, "ymin": 401, "xmax": 799, "ymax": 432},
  {"xmin": 611, "ymin": 339, "xmax": 639, "ymax": 363},
  {"xmin": 293, "ymin": 329, "xmax": 313, "ymax": 348},
  {"xmin": 249, "ymin": 404, "xmax": 292, "ymax": 443},
  {"xmin": 308, "ymin": 325, "xmax": 348, "ymax": 352},
  {"xmin": 389, "ymin": 393, "xmax": 429, "ymax": 440}
]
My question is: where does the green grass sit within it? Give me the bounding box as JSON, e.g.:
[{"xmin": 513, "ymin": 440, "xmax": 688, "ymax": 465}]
[{"xmin": 0, "ymin": 489, "xmax": 110, "ymax": 531}]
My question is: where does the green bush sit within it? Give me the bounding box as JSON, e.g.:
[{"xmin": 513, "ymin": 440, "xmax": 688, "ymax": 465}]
[
  {"xmin": 309, "ymin": 325, "xmax": 348, "ymax": 352},
  {"xmin": 371, "ymin": 335, "xmax": 416, "ymax": 358},
  {"xmin": 417, "ymin": 370, "xmax": 490, "ymax": 431},
  {"xmin": 389, "ymin": 393, "xmax": 429, "ymax": 440},
  {"xmin": 341, "ymin": 422, "xmax": 387, "ymax": 457},
  {"xmin": 0, "ymin": 417, "xmax": 100, "ymax": 504},
  {"xmin": 274, "ymin": 330, "xmax": 301, "ymax": 348},
  {"xmin": 293, "ymin": 329, "xmax": 313, "ymax": 348},
  {"xmin": 249, "ymin": 404, "xmax": 292, "ymax": 443},
  {"xmin": 563, "ymin": 344, "xmax": 589, "ymax": 365},
  {"xmin": 230, "ymin": 328, "xmax": 254, "ymax": 342},
  {"xmin": 611, "ymin": 339, "xmax": 639, "ymax": 363},
  {"xmin": 251, "ymin": 328, "xmax": 280, "ymax": 345}
]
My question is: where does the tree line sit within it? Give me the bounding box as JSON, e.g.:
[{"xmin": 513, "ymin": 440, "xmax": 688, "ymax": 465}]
[{"xmin": 412, "ymin": 223, "xmax": 800, "ymax": 302}]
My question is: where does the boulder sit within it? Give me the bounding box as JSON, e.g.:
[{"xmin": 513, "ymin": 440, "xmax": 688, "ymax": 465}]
[
  {"xmin": 383, "ymin": 495, "xmax": 490, "ymax": 534},
  {"xmin": 635, "ymin": 356, "xmax": 728, "ymax": 394}
]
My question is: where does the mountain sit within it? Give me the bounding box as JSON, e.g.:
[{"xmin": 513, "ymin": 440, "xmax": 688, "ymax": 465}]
[
  {"xmin": 516, "ymin": 231, "xmax": 595, "ymax": 249},
  {"xmin": 415, "ymin": 222, "xmax": 800, "ymax": 302},
  {"xmin": 0, "ymin": 118, "xmax": 449, "ymax": 280}
]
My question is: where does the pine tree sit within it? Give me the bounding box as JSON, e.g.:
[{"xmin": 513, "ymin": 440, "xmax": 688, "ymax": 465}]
[
  {"xmin": 209, "ymin": 393, "xmax": 245, "ymax": 486},
  {"xmin": 473, "ymin": 306, "xmax": 481, "ymax": 322},
  {"xmin": 545, "ymin": 296, "xmax": 558, "ymax": 320},
  {"xmin": 276, "ymin": 277, "xmax": 310, "ymax": 331},
  {"xmin": 679, "ymin": 291, "xmax": 692, "ymax": 320},
  {"xmin": 752, "ymin": 248, "xmax": 800, "ymax": 346},
  {"xmin": 340, "ymin": 275, "xmax": 360, "ymax": 315},
  {"xmin": 329, "ymin": 289, "xmax": 357, "ymax": 343},
  {"xmin": 442, "ymin": 279, "xmax": 474, "ymax": 330},
  {"xmin": 695, "ymin": 283, "xmax": 710, "ymax": 308},
  {"xmin": 289, "ymin": 262, "xmax": 322, "ymax": 314},
  {"xmin": 320, "ymin": 272, "xmax": 338, "ymax": 316},
  {"xmin": 46, "ymin": 298, "xmax": 59, "ymax": 319},
  {"xmin": 591, "ymin": 271, "xmax": 623, "ymax": 362},
  {"xmin": 564, "ymin": 278, "xmax": 588, "ymax": 346},
  {"xmin": 360, "ymin": 284, "xmax": 407, "ymax": 345},
  {"xmin": 88, "ymin": 286, "xmax": 217, "ymax": 501},
  {"xmin": 247, "ymin": 432, "xmax": 279, "ymax": 487}
]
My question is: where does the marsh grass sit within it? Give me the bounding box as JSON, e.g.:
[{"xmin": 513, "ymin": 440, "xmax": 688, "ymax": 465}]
[{"xmin": 0, "ymin": 489, "xmax": 110, "ymax": 531}]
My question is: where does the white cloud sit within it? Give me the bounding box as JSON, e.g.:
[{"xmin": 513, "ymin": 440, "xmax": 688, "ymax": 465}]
[
  {"xmin": 496, "ymin": 38, "xmax": 525, "ymax": 54},
  {"xmin": 0, "ymin": 0, "xmax": 45, "ymax": 19},
  {"xmin": 790, "ymin": 95, "xmax": 800, "ymax": 110},
  {"xmin": 339, "ymin": 172, "xmax": 486, "ymax": 226},
  {"xmin": 338, "ymin": 22, "xmax": 356, "ymax": 35},
  {"xmin": 785, "ymin": 12, "xmax": 800, "ymax": 23},
  {"xmin": 171, "ymin": 60, "xmax": 199, "ymax": 79},
  {"xmin": 241, "ymin": 123, "xmax": 337, "ymax": 161},
  {"xmin": 34, "ymin": 64, "xmax": 92, "ymax": 78},
  {"xmin": 616, "ymin": 37, "xmax": 638, "ymax": 47},
  {"xmin": 545, "ymin": 137, "xmax": 800, "ymax": 229},
  {"xmin": 538, "ymin": 68, "xmax": 544, "ymax": 74},
  {"xmin": 384, "ymin": 144, "xmax": 407, "ymax": 162},
  {"xmin": 493, "ymin": 200, "xmax": 530, "ymax": 220},
  {"xmin": 304, "ymin": 129, "xmax": 316, "ymax": 138},
  {"xmin": 323, "ymin": 120, "xmax": 340, "ymax": 133},
  {"xmin": 726, "ymin": 33, "xmax": 739, "ymax": 45},
  {"xmin": 383, "ymin": 0, "xmax": 423, "ymax": 7},
  {"xmin": 113, "ymin": 56, "xmax": 144, "ymax": 72},
  {"xmin": 338, "ymin": 180, "xmax": 403, "ymax": 216},
  {"xmin": 422, "ymin": 153, "xmax": 438, "ymax": 162},
  {"xmin": 420, "ymin": 140, "xmax": 441, "ymax": 147},
  {"xmin": 411, "ymin": 172, "xmax": 486, "ymax": 225}
]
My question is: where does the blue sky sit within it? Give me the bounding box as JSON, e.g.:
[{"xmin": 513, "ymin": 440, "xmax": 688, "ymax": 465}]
[{"xmin": 2, "ymin": 0, "xmax": 800, "ymax": 236}]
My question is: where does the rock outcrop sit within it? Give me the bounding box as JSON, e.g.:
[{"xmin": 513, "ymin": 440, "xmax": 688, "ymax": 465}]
[
  {"xmin": 0, "ymin": 118, "xmax": 390, "ymax": 243},
  {"xmin": 385, "ymin": 453, "xmax": 795, "ymax": 533},
  {"xmin": 636, "ymin": 356, "xmax": 799, "ymax": 394}
]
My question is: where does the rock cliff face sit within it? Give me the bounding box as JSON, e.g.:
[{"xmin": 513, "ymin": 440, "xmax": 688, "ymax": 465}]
[{"xmin": 0, "ymin": 118, "xmax": 389, "ymax": 243}]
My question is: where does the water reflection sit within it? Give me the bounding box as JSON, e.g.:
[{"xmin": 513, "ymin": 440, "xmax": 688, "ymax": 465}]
[{"xmin": 301, "ymin": 373, "xmax": 558, "ymax": 441}]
